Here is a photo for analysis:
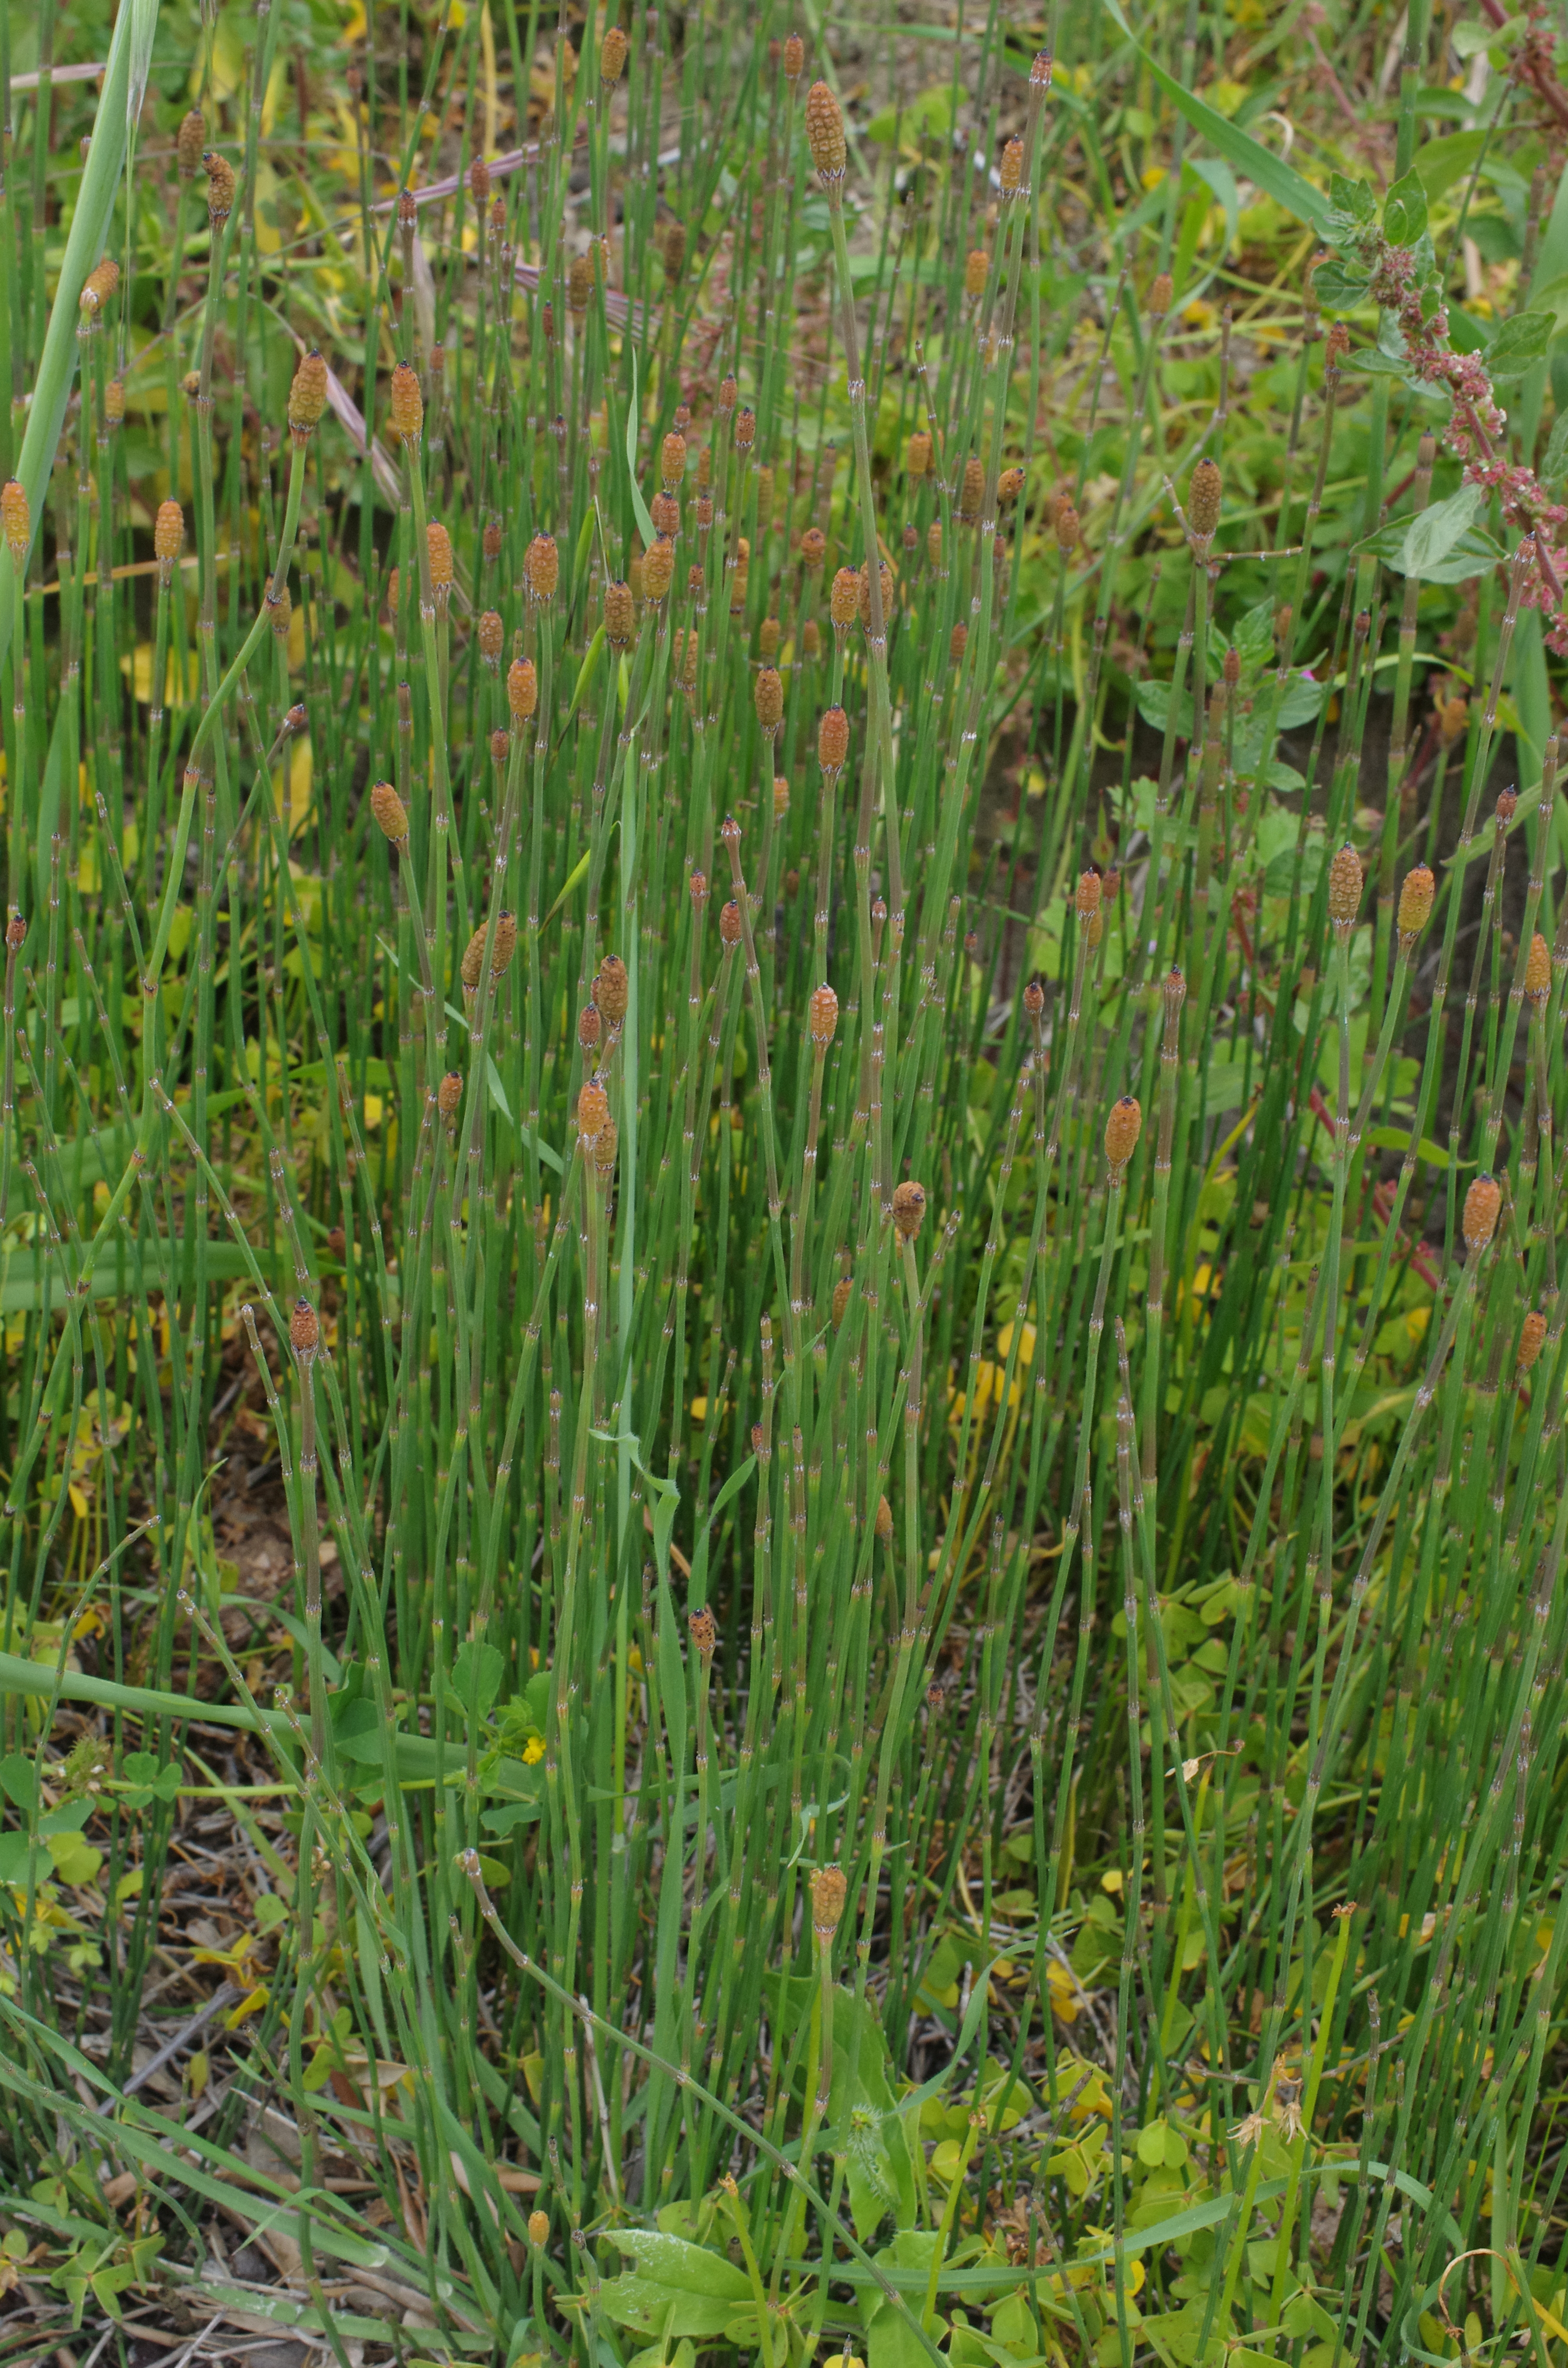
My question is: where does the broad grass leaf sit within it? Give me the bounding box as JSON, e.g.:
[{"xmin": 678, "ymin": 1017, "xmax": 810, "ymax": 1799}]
[{"xmin": 1096, "ymin": 0, "xmax": 1333, "ymax": 236}]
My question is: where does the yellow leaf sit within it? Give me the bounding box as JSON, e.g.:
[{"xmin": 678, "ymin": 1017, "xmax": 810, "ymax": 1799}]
[
  {"xmin": 224, "ymin": 1986, "xmax": 270, "ymax": 2029},
  {"xmin": 120, "ymin": 642, "xmax": 200, "ymax": 707},
  {"xmin": 363, "ymin": 1093, "xmax": 384, "ymax": 1129}
]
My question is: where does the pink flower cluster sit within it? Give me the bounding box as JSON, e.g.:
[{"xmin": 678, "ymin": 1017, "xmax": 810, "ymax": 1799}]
[{"xmin": 1343, "ymin": 227, "xmax": 1568, "ymax": 646}]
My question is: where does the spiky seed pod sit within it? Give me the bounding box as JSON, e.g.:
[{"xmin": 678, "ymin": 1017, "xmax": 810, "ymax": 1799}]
[
  {"xmin": 927, "ymin": 519, "xmax": 944, "ymax": 570},
  {"xmin": 759, "ymin": 614, "xmax": 781, "ymax": 660},
  {"xmin": 1086, "ymin": 908, "xmax": 1103, "ymax": 950},
  {"xmin": 578, "ymin": 1005, "xmax": 602, "ymax": 1053},
  {"xmin": 643, "ymin": 535, "xmax": 675, "ymax": 602},
  {"xmin": 810, "ymin": 1863, "xmax": 847, "ymax": 1939},
  {"xmin": 1054, "ymin": 501, "xmax": 1079, "ymax": 554},
  {"xmin": 153, "ymin": 499, "xmax": 184, "ymax": 584},
  {"xmin": 508, "ymin": 656, "xmax": 538, "ymax": 723},
  {"xmin": 874, "ymin": 1493, "xmax": 893, "ymax": 1539},
  {"xmin": 773, "ymin": 777, "xmax": 790, "ymax": 818},
  {"xmin": 964, "ymin": 248, "xmax": 988, "ymax": 298},
  {"xmin": 829, "ymin": 567, "xmax": 859, "ymax": 631},
  {"xmin": 755, "ymin": 666, "xmax": 784, "ymax": 733},
  {"xmin": 907, "ymin": 431, "xmax": 931, "ymax": 478},
  {"xmin": 438, "ymin": 1070, "xmax": 464, "ymax": 1118},
  {"xmin": 998, "ymin": 465, "xmax": 1024, "ymax": 507},
  {"xmin": 1188, "ymin": 457, "xmax": 1222, "ymax": 541},
  {"xmin": 477, "ymin": 610, "xmax": 504, "ymax": 668},
  {"xmin": 290, "ymin": 1298, "xmax": 319, "ymax": 1357},
  {"xmin": 287, "ymin": 348, "xmax": 329, "ymax": 440},
  {"xmin": 958, "ymin": 455, "xmax": 984, "ymax": 521},
  {"xmin": 490, "ymin": 727, "xmax": 509, "ymax": 768},
  {"xmin": 1150, "ymin": 271, "xmax": 1173, "ymax": 316},
  {"xmin": 809, "ymin": 984, "xmax": 839, "ymax": 1048},
  {"xmin": 1518, "ymin": 1310, "xmax": 1548, "ymax": 1374},
  {"xmin": 783, "ymin": 30, "xmax": 804, "ymax": 76},
  {"xmin": 385, "ymin": 567, "xmax": 400, "ymax": 620},
  {"xmin": 1327, "ymin": 842, "xmax": 1362, "ymax": 932},
  {"xmin": 802, "ymin": 618, "xmax": 821, "ymax": 659},
  {"xmin": 832, "ymin": 1276, "xmax": 853, "ymax": 1328},
  {"xmin": 368, "ymin": 779, "xmax": 408, "ymax": 846},
  {"xmin": 469, "ymin": 155, "xmax": 492, "ymax": 205},
  {"xmin": 1462, "ymin": 1172, "xmax": 1501, "ymax": 1252},
  {"xmin": 594, "ymin": 955, "xmax": 629, "ymax": 1024},
  {"xmin": 1525, "ymin": 930, "xmax": 1552, "ymax": 1003},
  {"xmin": 1102, "ymin": 868, "xmax": 1121, "ymax": 906},
  {"xmin": 176, "ymin": 107, "xmax": 206, "ymax": 178},
  {"xmin": 858, "ymin": 559, "xmax": 894, "ymax": 629},
  {"xmin": 661, "ymin": 431, "xmax": 687, "ymax": 491},
  {"xmin": 603, "ymin": 579, "xmax": 634, "ymax": 649},
  {"xmin": 426, "ymin": 521, "xmax": 454, "ymax": 595},
  {"xmin": 756, "ymin": 463, "xmax": 774, "ymax": 521},
  {"xmin": 950, "ymin": 622, "xmax": 968, "ymax": 666},
  {"xmin": 1104, "ymin": 1095, "xmax": 1143, "ymax": 1172},
  {"xmin": 999, "ymin": 135, "xmax": 1025, "ymax": 194},
  {"xmin": 1075, "ymin": 870, "xmax": 1102, "ymax": 920},
  {"xmin": 4, "ymin": 479, "xmax": 34, "ymax": 567},
  {"xmin": 891, "ymin": 1180, "xmax": 927, "ymax": 1243},
  {"xmin": 79, "ymin": 258, "xmax": 120, "ymax": 317},
  {"xmin": 716, "ymin": 375, "xmax": 737, "ymax": 420},
  {"xmin": 1397, "ymin": 865, "xmax": 1434, "ymax": 942},
  {"xmin": 819, "ymin": 705, "xmax": 849, "ymax": 774},
  {"xmin": 202, "ymin": 150, "xmax": 236, "ymax": 223},
  {"xmin": 528, "ymin": 2211, "xmax": 549, "ymax": 2249},
  {"xmin": 490, "ymin": 912, "xmax": 518, "ymax": 977},
  {"xmin": 903, "ymin": 523, "xmax": 919, "ymax": 554},
  {"xmin": 600, "ymin": 22, "xmax": 628, "ymax": 81},
  {"xmin": 1023, "ymin": 978, "xmax": 1044, "ymax": 1018},
  {"xmin": 718, "ymin": 898, "xmax": 742, "ymax": 947},
  {"xmin": 181, "ymin": 369, "xmax": 201, "ymax": 402},
  {"xmin": 578, "ymin": 1080, "xmax": 610, "ymax": 1142},
  {"xmin": 268, "ymin": 583, "xmax": 292, "ymax": 642},
  {"xmin": 388, "ymin": 360, "xmax": 423, "ymax": 445},
  {"xmin": 567, "ymin": 252, "xmax": 593, "ymax": 315},
  {"xmin": 805, "ymin": 80, "xmax": 846, "ymax": 180},
  {"xmin": 525, "ymin": 532, "xmax": 559, "ymax": 602},
  {"xmin": 628, "ymin": 553, "xmax": 645, "ymax": 603}
]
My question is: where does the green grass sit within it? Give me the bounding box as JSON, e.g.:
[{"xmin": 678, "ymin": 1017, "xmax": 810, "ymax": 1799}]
[{"xmin": 1, "ymin": 0, "xmax": 1568, "ymax": 2362}]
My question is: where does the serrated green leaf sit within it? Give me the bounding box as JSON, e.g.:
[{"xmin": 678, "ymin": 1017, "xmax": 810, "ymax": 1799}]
[
  {"xmin": 1311, "ymin": 256, "xmax": 1373, "ymax": 311},
  {"xmin": 1489, "ymin": 308, "xmax": 1554, "ymax": 377},
  {"xmin": 1403, "ymin": 481, "xmax": 1483, "ymax": 574},
  {"xmin": 1383, "ymin": 171, "xmax": 1428, "ymax": 247}
]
